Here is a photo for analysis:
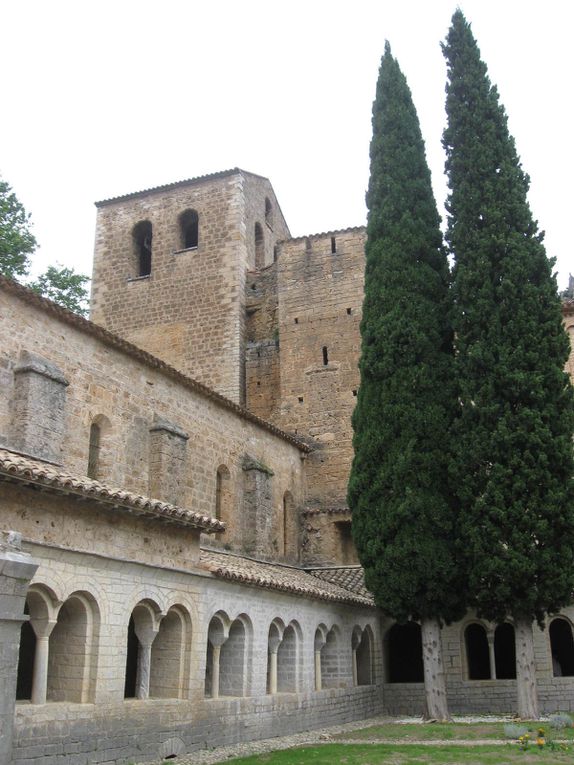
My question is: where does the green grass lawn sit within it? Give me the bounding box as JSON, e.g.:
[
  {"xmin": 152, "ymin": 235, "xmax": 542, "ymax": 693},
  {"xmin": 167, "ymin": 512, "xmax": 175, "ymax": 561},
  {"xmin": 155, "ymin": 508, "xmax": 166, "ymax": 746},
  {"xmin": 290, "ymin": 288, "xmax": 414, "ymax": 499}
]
[
  {"xmin": 212, "ymin": 742, "xmax": 574, "ymax": 764},
  {"xmin": 332, "ymin": 722, "xmax": 574, "ymax": 741}
]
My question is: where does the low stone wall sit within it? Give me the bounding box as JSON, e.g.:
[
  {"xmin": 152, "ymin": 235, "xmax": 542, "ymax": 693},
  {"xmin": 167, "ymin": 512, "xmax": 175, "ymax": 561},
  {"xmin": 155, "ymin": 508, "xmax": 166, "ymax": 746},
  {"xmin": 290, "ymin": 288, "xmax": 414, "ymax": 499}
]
[{"xmin": 13, "ymin": 686, "xmax": 383, "ymax": 765}]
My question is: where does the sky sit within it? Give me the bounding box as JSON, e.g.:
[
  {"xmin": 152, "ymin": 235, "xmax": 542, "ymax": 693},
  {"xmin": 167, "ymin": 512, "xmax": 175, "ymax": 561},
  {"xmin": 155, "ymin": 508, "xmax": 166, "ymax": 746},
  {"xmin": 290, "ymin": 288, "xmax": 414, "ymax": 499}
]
[{"xmin": 1, "ymin": 0, "xmax": 572, "ymax": 290}]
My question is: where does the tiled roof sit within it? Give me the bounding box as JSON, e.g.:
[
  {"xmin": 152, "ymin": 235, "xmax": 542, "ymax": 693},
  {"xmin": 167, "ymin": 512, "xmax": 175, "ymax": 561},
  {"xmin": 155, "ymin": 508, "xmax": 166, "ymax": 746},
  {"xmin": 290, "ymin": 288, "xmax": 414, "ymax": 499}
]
[
  {"xmin": 94, "ymin": 167, "xmax": 270, "ymax": 207},
  {"xmin": 0, "ymin": 277, "xmax": 311, "ymax": 454},
  {"xmin": 0, "ymin": 447, "xmax": 223, "ymax": 532},
  {"xmin": 305, "ymin": 566, "xmax": 372, "ymax": 601},
  {"xmin": 201, "ymin": 550, "xmax": 375, "ymax": 607}
]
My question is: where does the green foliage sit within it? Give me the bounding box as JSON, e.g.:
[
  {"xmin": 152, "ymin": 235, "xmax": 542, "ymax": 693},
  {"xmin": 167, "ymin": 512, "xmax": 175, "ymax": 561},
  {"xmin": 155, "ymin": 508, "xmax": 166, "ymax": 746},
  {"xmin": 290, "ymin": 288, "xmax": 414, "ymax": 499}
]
[
  {"xmin": 0, "ymin": 178, "xmax": 36, "ymax": 280},
  {"xmin": 29, "ymin": 265, "xmax": 89, "ymax": 316},
  {"xmin": 0, "ymin": 175, "xmax": 89, "ymax": 316},
  {"xmin": 443, "ymin": 11, "xmax": 574, "ymax": 625},
  {"xmin": 348, "ymin": 43, "xmax": 463, "ymax": 623}
]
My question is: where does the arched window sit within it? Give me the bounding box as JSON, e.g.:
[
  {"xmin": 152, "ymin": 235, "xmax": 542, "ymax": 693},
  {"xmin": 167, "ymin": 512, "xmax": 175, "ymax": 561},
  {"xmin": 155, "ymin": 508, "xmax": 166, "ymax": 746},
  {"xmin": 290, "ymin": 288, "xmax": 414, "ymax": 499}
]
[
  {"xmin": 133, "ymin": 220, "xmax": 152, "ymax": 277},
  {"xmin": 353, "ymin": 625, "xmax": 374, "ymax": 686},
  {"xmin": 87, "ymin": 423, "xmax": 101, "ymax": 479},
  {"xmin": 86, "ymin": 415, "xmax": 112, "ymax": 481},
  {"xmin": 267, "ymin": 619, "xmax": 301, "ymax": 694},
  {"xmin": 47, "ymin": 592, "xmax": 99, "ymax": 703},
  {"xmin": 16, "ymin": 602, "xmax": 35, "ymax": 701},
  {"xmin": 150, "ymin": 606, "xmax": 191, "ymax": 698},
  {"xmin": 550, "ymin": 617, "xmax": 574, "ymax": 676},
  {"xmin": 386, "ymin": 622, "xmax": 423, "ymax": 682},
  {"xmin": 494, "ymin": 623, "xmax": 516, "ymax": 679},
  {"xmin": 282, "ymin": 491, "xmax": 296, "ymax": 559},
  {"xmin": 320, "ymin": 627, "xmax": 341, "ymax": 689},
  {"xmin": 255, "ymin": 223, "xmax": 264, "ymax": 269},
  {"xmin": 215, "ymin": 465, "xmax": 231, "ymax": 523},
  {"xmin": 180, "ymin": 209, "xmax": 199, "ymax": 249},
  {"xmin": 205, "ymin": 612, "xmax": 250, "ymax": 698},
  {"xmin": 265, "ymin": 197, "xmax": 273, "ymax": 229},
  {"xmin": 465, "ymin": 623, "xmax": 491, "ymax": 680},
  {"xmin": 124, "ymin": 600, "xmax": 161, "ymax": 699}
]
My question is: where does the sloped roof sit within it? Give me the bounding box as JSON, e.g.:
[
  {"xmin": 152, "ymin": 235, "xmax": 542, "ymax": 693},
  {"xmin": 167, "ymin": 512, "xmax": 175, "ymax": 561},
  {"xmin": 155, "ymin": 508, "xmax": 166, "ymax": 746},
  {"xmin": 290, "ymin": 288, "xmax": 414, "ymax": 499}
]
[
  {"xmin": 305, "ymin": 566, "xmax": 372, "ymax": 601},
  {"xmin": 201, "ymin": 550, "xmax": 374, "ymax": 607},
  {"xmin": 95, "ymin": 167, "xmax": 270, "ymax": 207},
  {"xmin": 0, "ymin": 447, "xmax": 223, "ymax": 532}
]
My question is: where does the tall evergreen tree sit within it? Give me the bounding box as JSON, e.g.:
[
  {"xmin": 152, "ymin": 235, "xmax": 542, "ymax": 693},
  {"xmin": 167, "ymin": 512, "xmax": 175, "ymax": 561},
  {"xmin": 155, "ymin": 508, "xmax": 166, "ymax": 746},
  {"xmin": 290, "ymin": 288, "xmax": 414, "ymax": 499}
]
[
  {"xmin": 443, "ymin": 10, "xmax": 574, "ymax": 718},
  {"xmin": 348, "ymin": 42, "xmax": 463, "ymax": 720}
]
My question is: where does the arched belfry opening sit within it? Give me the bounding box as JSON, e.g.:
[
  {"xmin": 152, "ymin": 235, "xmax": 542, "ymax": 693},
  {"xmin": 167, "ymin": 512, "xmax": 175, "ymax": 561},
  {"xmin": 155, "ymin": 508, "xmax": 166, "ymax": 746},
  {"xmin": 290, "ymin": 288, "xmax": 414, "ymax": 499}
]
[
  {"xmin": 133, "ymin": 220, "xmax": 153, "ymax": 277},
  {"xmin": 180, "ymin": 209, "xmax": 199, "ymax": 249}
]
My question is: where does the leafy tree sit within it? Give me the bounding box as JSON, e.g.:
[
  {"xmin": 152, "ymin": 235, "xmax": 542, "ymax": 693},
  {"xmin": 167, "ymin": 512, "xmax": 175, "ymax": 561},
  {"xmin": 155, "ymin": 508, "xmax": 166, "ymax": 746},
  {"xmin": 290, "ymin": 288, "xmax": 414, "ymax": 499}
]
[
  {"xmin": 0, "ymin": 178, "xmax": 37, "ymax": 280},
  {"xmin": 443, "ymin": 10, "xmax": 574, "ymax": 718},
  {"xmin": 0, "ymin": 176, "xmax": 89, "ymax": 316},
  {"xmin": 29, "ymin": 265, "xmax": 90, "ymax": 316},
  {"xmin": 348, "ymin": 42, "xmax": 463, "ymax": 720}
]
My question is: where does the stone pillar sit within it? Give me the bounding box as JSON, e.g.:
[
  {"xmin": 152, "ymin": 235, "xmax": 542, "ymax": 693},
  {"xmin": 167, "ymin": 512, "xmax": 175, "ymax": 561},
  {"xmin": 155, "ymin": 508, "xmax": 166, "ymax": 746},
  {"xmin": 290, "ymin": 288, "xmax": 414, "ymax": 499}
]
[
  {"xmin": 211, "ymin": 645, "xmax": 221, "ymax": 699},
  {"xmin": 0, "ymin": 531, "xmax": 39, "ymax": 765},
  {"xmin": 148, "ymin": 416, "xmax": 189, "ymax": 505},
  {"xmin": 133, "ymin": 619, "xmax": 159, "ymax": 700},
  {"xmin": 268, "ymin": 634, "xmax": 281, "ymax": 695},
  {"xmin": 11, "ymin": 350, "xmax": 69, "ymax": 463},
  {"xmin": 241, "ymin": 456, "xmax": 275, "ymax": 557},
  {"xmin": 488, "ymin": 633, "xmax": 497, "ymax": 680},
  {"xmin": 30, "ymin": 625, "xmax": 55, "ymax": 705}
]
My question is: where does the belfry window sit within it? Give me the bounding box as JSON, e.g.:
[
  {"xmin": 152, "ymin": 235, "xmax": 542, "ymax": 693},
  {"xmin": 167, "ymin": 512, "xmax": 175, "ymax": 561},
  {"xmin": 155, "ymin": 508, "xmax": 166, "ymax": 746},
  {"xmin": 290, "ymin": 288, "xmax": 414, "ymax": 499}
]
[
  {"xmin": 180, "ymin": 209, "xmax": 199, "ymax": 249},
  {"xmin": 133, "ymin": 220, "xmax": 152, "ymax": 277}
]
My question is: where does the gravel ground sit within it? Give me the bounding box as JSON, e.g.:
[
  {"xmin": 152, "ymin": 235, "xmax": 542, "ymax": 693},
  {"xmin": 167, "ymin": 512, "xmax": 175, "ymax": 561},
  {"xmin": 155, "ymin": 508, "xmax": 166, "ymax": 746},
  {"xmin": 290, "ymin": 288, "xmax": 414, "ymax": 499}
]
[{"xmin": 146, "ymin": 714, "xmax": 522, "ymax": 765}]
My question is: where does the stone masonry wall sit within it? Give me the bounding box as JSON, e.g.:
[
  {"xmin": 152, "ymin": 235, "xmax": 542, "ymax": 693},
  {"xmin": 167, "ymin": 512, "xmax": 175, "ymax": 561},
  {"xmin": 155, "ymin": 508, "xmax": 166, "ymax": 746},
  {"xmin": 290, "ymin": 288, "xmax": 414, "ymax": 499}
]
[
  {"xmin": 0, "ymin": 285, "xmax": 305, "ymax": 560},
  {"xmin": 380, "ymin": 612, "xmax": 574, "ymax": 716},
  {"xmin": 90, "ymin": 172, "xmax": 245, "ymax": 403},
  {"xmin": 12, "ymin": 541, "xmax": 382, "ymax": 765},
  {"xmin": 276, "ymin": 229, "xmax": 366, "ymax": 508}
]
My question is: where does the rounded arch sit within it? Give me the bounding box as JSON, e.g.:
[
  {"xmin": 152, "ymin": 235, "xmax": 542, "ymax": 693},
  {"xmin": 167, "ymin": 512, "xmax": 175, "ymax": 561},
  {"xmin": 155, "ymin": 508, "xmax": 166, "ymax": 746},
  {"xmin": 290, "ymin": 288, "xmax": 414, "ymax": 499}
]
[
  {"xmin": 48, "ymin": 591, "xmax": 100, "ymax": 703},
  {"xmin": 282, "ymin": 490, "xmax": 298, "ymax": 560},
  {"xmin": 125, "ymin": 585, "xmax": 169, "ymax": 616},
  {"xmin": 87, "ymin": 413, "xmax": 113, "ymax": 481},
  {"xmin": 132, "ymin": 220, "xmax": 152, "ymax": 277},
  {"xmin": 179, "ymin": 208, "xmax": 199, "ymax": 249},
  {"xmin": 464, "ymin": 621, "xmax": 491, "ymax": 680},
  {"xmin": 150, "ymin": 604, "xmax": 192, "ymax": 698},
  {"xmin": 215, "ymin": 464, "xmax": 232, "ymax": 527},
  {"xmin": 385, "ymin": 622, "xmax": 422, "ymax": 683},
  {"xmin": 550, "ymin": 616, "xmax": 574, "ymax": 676},
  {"xmin": 321, "ymin": 624, "xmax": 342, "ymax": 689},
  {"xmin": 355, "ymin": 624, "xmax": 374, "ymax": 686},
  {"xmin": 124, "ymin": 598, "xmax": 162, "ymax": 699}
]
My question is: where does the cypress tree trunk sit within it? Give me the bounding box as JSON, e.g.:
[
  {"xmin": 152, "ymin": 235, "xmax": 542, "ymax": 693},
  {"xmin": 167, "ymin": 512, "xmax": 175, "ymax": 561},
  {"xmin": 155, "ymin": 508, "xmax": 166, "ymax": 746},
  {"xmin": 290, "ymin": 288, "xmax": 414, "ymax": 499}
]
[
  {"xmin": 421, "ymin": 618, "xmax": 451, "ymax": 721},
  {"xmin": 514, "ymin": 617, "xmax": 539, "ymax": 720}
]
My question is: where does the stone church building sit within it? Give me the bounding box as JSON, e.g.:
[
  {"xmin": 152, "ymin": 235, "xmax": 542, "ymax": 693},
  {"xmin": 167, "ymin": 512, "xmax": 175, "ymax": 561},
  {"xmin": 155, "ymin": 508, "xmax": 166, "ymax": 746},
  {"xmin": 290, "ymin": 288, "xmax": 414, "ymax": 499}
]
[{"xmin": 1, "ymin": 168, "xmax": 574, "ymax": 765}]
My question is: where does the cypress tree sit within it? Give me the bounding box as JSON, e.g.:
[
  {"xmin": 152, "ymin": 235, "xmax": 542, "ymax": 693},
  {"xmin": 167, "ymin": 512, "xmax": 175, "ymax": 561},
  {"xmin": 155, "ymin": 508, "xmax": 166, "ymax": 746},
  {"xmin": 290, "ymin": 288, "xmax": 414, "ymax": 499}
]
[
  {"xmin": 348, "ymin": 42, "xmax": 463, "ymax": 720},
  {"xmin": 443, "ymin": 10, "xmax": 574, "ymax": 718}
]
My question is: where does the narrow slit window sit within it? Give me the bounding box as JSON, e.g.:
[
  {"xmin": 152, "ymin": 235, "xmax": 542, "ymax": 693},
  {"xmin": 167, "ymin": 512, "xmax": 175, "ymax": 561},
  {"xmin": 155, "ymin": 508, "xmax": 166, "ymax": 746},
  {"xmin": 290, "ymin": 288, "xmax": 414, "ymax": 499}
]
[
  {"xmin": 294, "ymin": 318, "xmax": 299, "ymax": 324},
  {"xmin": 331, "ymin": 236, "xmax": 336, "ymax": 254},
  {"xmin": 346, "ymin": 307, "xmax": 352, "ymax": 315},
  {"xmin": 322, "ymin": 346, "xmax": 329, "ymax": 366},
  {"xmin": 255, "ymin": 223, "xmax": 264, "ymax": 269},
  {"xmin": 87, "ymin": 423, "xmax": 101, "ymax": 479}
]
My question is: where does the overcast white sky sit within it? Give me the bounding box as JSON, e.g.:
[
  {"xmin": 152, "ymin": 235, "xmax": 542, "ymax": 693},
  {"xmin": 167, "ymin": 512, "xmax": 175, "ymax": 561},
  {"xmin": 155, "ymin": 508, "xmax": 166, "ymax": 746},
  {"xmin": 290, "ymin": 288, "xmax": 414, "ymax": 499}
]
[{"xmin": 1, "ymin": 0, "xmax": 572, "ymax": 289}]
